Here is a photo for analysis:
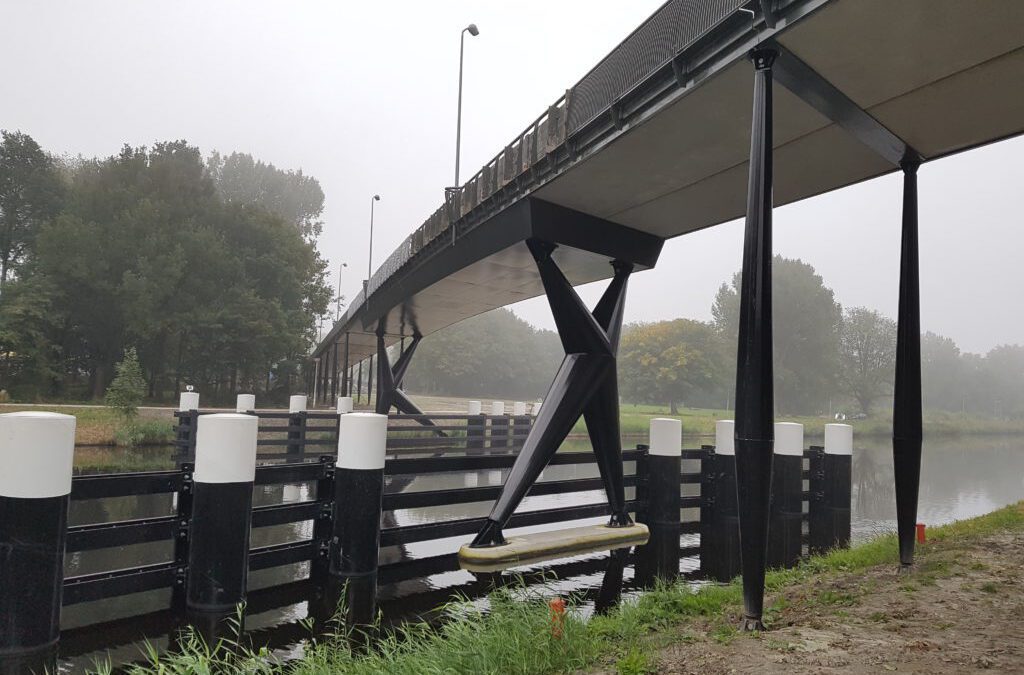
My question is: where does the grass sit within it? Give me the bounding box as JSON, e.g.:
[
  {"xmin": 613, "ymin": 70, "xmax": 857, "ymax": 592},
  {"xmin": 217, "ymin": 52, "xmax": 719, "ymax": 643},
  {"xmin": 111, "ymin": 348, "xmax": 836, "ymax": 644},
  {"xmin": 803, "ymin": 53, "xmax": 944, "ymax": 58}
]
[
  {"xmin": 0, "ymin": 404, "xmax": 175, "ymax": 446},
  {"xmin": 102, "ymin": 502, "xmax": 1024, "ymax": 675}
]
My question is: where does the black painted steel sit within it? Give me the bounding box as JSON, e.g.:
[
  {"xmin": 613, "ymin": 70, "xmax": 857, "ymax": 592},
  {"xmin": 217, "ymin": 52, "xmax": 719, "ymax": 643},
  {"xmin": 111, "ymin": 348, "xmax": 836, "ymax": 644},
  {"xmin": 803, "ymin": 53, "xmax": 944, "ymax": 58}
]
[
  {"xmin": 893, "ymin": 161, "xmax": 923, "ymax": 568},
  {"xmin": 71, "ymin": 470, "xmax": 182, "ymax": 500},
  {"xmin": 470, "ymin": 240, "xmax": 631, "ymax": 546},
  {"xmin": 0, "ymin": 494, "xmax": 68, "ymax": 667},
  {"xmin": 330, "ymin": 467, "xmax": 384, "ymax": 625},
  {"xmin": 186, "ymin": 481, "xmax": 254, "ymax": 612},
  {"xmin": 637, "ymin": 453, "xmax": 681, "ymax": 581},
  {"xmin": 489, "ymin": 414, "xmax": 510, "ymax": 452},
  {"xmin": 733, "ymin": 47, "xmax": 777, "ymax": 630},
  {"xmin": 700, "ymin": 452, "xmax": 741, "ymax": 582},
  {"xmin": 808, "ymin": 452, "xmax": 852, "ymax": 554},
  {"xmin": 594, "ymin": 547, "xmax": 630, "ymax": 615},
  {"xmin": 287, "ymin": 412, "xmax": 305, "ymax": 455},
  {"xmin": 467, "ymin": 414, "xmax": 486, "ymax": 454},
  {"xmin": 767, "ymin": 454, "xmax": 802, "ymax": 568},
  {"xmin": 342, "ymin": 332, "xmax": 351, "ymax": 397}
]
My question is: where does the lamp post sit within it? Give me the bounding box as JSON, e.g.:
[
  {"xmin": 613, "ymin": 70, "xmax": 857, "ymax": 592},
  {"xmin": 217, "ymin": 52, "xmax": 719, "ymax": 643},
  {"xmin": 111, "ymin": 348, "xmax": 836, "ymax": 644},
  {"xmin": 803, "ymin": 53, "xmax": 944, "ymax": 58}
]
[
  {"xmin": 454, "ymin": 23, "xmax": 480, "ymax": 188},
  {"xmin": 366, "ymin": 195, "xmax": 380, "ymax": 293},
  {"xmin": 336, "ymin": 262, "xmax": 347, "ymax": 320}
]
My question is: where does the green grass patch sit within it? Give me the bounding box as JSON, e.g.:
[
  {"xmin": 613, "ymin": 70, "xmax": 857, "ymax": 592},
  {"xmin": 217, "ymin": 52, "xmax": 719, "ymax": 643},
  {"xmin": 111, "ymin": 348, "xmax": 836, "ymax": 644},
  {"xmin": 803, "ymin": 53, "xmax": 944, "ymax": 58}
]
[{"xmin": 94, "ymin": 502, "xmax": 1024, "ymax": 675}]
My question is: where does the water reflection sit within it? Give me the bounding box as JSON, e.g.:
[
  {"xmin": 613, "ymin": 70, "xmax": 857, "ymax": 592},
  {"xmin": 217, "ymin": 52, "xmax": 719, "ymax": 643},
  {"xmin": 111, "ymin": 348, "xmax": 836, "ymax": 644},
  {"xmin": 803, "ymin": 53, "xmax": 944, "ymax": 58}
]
[{"xmin": 58, "ymin": 435, "xmax": 1024, "ymax": 672}]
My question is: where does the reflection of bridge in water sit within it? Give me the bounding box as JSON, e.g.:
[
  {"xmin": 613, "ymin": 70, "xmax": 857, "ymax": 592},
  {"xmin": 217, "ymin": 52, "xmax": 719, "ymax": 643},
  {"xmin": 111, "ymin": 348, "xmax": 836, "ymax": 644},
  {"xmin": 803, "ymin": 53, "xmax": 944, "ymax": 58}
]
[{"xmin": 312, "ymin": 0, "xmax": 1024, "ymax": 628}]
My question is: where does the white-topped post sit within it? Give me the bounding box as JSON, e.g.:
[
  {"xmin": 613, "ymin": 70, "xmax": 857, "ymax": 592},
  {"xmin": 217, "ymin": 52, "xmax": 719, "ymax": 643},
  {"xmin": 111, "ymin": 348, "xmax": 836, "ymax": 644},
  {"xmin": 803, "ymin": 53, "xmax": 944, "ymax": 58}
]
[
  {"xmin": 489, "ymin": 401, "xmax": 509, "ymax": 451},
  {"xmin": 175, "ymin": 390, "xmax": 200, "ymax": 459},
  {"xmin": 179, "ymin": 391, "xmax": 200, "ymax": 412},
  {"xmin": 330, "ymin": 412, "xmax": 388, "ymax": 625},
  {"xmin": 702, "ymin": 419, "xmax": 740, "ymax": 581},
  {"xmin": 769, "ymin": 422, "xmax": 804, "ymax": 568},
  {"xmin": 467, "ymin": 401, "xmax": 485, "ymax": 453},
  {"xmin": 337, "ymin": 396, "xmax": 353, "ymax": 414},
  {"xmin": 644, "ymin": 418, "xmax": 683, "ymax": 580},
  {"xmin": 0, "ymin": 412, "xmax": 76, "ymax": 665},
  {"xmin": 236, "ymin": 393, "xmax": 256, "ymax": 413},
  {"xmin": 287, "ymin": 394, "xmax": 308, "ymax": 455},
  {"xmin": 513, "ymin": 401, "xmax": 526, "ymax": 416},
  {"xmin": 512, "ymin": 402, "xmax": 530, "ymax": 450},
  {"xmin": 185, "ymin": 413, "xmax": 258, "ymax": 616},
  {"xmin": 811, "ymin": 423, "xmax": 853, "ymax": 553}
]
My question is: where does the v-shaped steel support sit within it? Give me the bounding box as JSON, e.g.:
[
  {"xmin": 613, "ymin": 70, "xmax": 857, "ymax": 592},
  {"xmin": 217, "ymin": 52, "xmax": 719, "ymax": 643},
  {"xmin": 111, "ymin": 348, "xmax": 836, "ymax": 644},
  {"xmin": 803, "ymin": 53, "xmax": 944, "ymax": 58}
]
[
  {"xmin": 374, "ymin": 329, "xmax": 444, "ymax": 434},
  {"xmin": 470, "ymin": 240, "xmax": 633, "ymax": 547}
]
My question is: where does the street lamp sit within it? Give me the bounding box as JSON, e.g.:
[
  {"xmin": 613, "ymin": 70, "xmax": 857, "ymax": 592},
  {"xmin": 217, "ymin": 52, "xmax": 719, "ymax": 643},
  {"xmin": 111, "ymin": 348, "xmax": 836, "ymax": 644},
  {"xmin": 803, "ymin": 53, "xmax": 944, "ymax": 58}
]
[
  {"xmin": 336, "ymin": 262, "xmax": 348, "ymax": 319},
  {"xmin": 454, "ymin": 23, "xmax": 480, "ymax": 188},
  {"xmin": 366, "ymin": 195, "xmax": 380, "ymax": 293}
]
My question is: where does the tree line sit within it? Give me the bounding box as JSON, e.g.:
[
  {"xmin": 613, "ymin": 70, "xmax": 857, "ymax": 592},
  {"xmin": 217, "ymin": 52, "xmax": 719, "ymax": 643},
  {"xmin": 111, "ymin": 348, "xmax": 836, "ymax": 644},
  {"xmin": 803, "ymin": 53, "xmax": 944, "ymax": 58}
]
[
  {"xmin": 0, "ymin": 131, "xmax": 332, "ymax": 403},
  {"xmin": 407, "ymin": 256, "xmax": 1023, "ymax": 420}
]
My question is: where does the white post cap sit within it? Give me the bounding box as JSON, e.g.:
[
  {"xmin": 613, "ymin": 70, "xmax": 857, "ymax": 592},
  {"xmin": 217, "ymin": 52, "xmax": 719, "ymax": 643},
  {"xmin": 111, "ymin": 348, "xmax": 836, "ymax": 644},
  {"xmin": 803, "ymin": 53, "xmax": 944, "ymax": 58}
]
[
  {"xmin": 337, "ymin": 412, "xmax": 388, "ymax": 470},
  {"xmin": 532, "ymin": 401, "xmax": 542, "ymax": 416},
  {"xmin": 490, "ymin": 401, "xmax": 505, "ymax": 416},
  {"xmin": 824, "ymin": 423, "xmax": 853, "ymax": 455},
  {"xmin": 236, "ymin": 394, "xmax": 256, "ymax": 413},
  {"xmin": 337, "ymin": 396, "xmax": 353, "ymax": 414},
  {"xmin": 289, "ymin": 394, "xmax": 307, "ymax": 413},
  {"xmin": 0, "ymin": 412, "xmax": 76, "ymax": 498},
  {"xmin": 193, "ymin": 413, "xmax": 258, "ymax": 484},
  {"xmin": 513, "ymin": 401, "xmax": 527, "ymax": 416},
  {"xmin": 714, "ymin": 420, "xmax": 735, "ymax": 455},
  {"xmin": 468, "ymin": 400, "xmax": 482, "ymax": 416},
  {"xmin": 649, "ymin": 417, "xmax": 682, "ymax": 457},
  {"xmin": 774, "ymin": 422, "xmax": 804, "ymax": 456},
  {"xmin": 179, "ymin": 391, "xmax": 200, "ymax": 411}
]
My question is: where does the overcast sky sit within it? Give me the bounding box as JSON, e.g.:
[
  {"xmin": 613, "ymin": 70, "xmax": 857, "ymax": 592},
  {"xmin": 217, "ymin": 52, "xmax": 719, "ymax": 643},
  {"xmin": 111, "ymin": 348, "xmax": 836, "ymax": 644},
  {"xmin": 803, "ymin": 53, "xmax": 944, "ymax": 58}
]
[{"xmin": 6, "ymin": 1, "xmax": 1022, "ymax": 355}]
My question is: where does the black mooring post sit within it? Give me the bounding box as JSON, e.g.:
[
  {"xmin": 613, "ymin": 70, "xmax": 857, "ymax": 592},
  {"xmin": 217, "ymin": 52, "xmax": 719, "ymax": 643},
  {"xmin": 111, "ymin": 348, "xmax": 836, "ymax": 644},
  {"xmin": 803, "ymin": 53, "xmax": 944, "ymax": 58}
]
[
  {"xmin": 641, "ymin": 418, "xmax": 682, "ymax": 580},
  {"xmin": 0, "ymin": 413, "xmax": 75, "ymax": 674},
  {"xmin": 469, "ymin": 242, "xmax": 630, "ymax": 547},
  {"xmin": 488, "ymin": 401, "xmax": 509, "ymax": 452},
  {"xmin": 701, "ymin": 421, "xmax": 741, "ymax": 582},
  {"xmin": 733, "ymin": 47, "xmax": 777, "ymax": 631},
  {"xmin": 288, "ymin": 395, "xmax": 307, "ymax": 455},
  {"xmin": 767, "ymin": 423, "xmax": 804, "ymax": 569},
  {"xmin": 185, "ymin": 414, "xmax": 258, "ymax": 637},
  {"xmin": 174, "ymin": 391, "xmax": 200, "ymax": 462},
  {"xmin": 512, "ymin": 402, "xmax": 531, "ymax": 451},
  {"xmin": 330, "ymin": 412, "xmax": 387, "ymax": 627},
  {"xmin": 893, "ymin": 160, "xmax": 923, "ymax": 569},
  {"xmin": 810, "ymin": 424, "xmax": 853, "ymax": 554},
  {"xmin": 466, "ymin": 401, "xmax": 485, "ymax": 454}
]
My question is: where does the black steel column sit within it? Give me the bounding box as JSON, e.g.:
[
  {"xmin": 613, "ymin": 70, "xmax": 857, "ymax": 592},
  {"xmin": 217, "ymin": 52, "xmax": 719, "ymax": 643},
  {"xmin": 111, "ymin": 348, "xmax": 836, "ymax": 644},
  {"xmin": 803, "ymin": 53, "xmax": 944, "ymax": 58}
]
[
  {"xmin": 330, "ymin": 342, "xmax": 339, "ymax": 406},
  {"xmin": 185, "ymin": 414, "xmax": 258, "ymax": 631},
  {"xmin": 342, "ymin": 333, "xmax": 351, "ymax": 397},
  {"xmin": 330, "ymin": 412, "xmax": 387, "ymax": 626},
  {"xmin": 733, "ymin": 47, "xmax": 776, "ymax": 631},
  {"xmin": 356, "ymin": 361, "xmax": 363, "ymax": 405},
  {"xmin": 0, "ymin": 413, "xmax": 75, "ymax": 674},
  {"xmin": 893, "ymin": 160, "xmax": 923, "ymax": 569}
]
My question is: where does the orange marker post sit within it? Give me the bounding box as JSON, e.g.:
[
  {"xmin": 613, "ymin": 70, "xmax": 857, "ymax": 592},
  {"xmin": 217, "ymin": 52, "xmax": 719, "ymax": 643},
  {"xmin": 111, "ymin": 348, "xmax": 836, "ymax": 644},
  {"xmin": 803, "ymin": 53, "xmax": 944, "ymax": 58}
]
[{"xmin": 549, "ymin": 597, "xmax": 566, "ymax": 639}]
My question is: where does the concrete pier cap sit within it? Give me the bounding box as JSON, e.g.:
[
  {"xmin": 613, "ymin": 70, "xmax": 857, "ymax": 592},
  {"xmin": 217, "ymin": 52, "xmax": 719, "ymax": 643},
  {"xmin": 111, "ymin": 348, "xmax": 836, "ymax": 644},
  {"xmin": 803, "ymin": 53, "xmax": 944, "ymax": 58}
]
[
  {"xmin": 714, "ymin": 419, "xmax": 735, "ymax": 455},
  {"xmin": 337, "ymin": 412, "xmax": 388, "ymax": 470},
  {"xmin": 649, "ymin": 417, "xmax": 682, "ymax": 457}
]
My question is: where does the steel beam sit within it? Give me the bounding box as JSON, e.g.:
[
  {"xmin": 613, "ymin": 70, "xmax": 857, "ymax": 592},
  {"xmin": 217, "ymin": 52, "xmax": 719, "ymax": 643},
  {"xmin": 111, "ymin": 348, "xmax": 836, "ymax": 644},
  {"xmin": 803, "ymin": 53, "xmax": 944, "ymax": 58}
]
[
  {"xmin": 892, "ymin": 160, "xmax": 923, "ymax": 568},
  {"xmin": 470, "ymin": 241, "xmax": 632, "ymax": 547},
  {"xmin": 771, "ymin": 44, "xmax": 920, "ymax": 166},
  {"xmin": 373, "ymin": 330, "xmax": 443, "ymax": 435},
  {"xmin": 734, "ymin": 47, "xmax": 776, "ymax": 632}
]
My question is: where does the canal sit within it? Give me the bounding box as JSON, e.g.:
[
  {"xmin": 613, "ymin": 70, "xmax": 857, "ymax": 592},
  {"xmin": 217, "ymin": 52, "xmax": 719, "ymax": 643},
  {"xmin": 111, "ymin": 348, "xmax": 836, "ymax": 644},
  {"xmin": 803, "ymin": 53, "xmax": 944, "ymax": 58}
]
[{"xmin": 59, "ymin": 434, "xmax": 1024, "ymax": 672}]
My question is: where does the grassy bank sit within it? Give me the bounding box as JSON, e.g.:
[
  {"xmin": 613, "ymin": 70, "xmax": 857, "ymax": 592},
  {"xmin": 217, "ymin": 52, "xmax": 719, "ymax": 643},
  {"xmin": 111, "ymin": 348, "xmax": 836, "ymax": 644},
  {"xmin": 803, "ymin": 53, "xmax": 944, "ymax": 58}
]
[
  {"xmin": 104, "ymin": 502, "xmax": 1024, "ymax": 675},
  {"xmin": 0, "ymin": 404, "xmax": 175, "ymax": 446}
]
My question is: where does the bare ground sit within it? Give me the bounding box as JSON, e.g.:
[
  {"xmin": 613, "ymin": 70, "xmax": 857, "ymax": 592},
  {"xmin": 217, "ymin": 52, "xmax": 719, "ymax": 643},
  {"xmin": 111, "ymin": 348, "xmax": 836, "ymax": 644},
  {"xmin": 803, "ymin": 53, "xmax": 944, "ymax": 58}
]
[{"xmin": 642, "ymin": 532, "xmax": 1024, "ymax": 674}]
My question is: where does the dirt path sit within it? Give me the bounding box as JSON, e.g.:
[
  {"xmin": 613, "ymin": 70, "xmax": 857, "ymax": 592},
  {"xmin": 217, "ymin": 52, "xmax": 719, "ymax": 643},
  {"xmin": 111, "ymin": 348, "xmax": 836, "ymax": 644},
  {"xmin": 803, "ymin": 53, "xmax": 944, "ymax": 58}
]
[{"xmin": 645, "ymin": 531, "xmax": 1024, "ymax": 674}]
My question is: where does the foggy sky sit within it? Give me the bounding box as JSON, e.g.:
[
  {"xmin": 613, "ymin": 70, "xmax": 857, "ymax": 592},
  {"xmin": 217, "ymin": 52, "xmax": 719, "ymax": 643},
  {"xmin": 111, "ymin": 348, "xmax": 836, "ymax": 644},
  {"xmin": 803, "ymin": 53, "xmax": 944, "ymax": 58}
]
[{"xmin": 5, "ymin": 1, "xmax": 1022, "ymax": 354}]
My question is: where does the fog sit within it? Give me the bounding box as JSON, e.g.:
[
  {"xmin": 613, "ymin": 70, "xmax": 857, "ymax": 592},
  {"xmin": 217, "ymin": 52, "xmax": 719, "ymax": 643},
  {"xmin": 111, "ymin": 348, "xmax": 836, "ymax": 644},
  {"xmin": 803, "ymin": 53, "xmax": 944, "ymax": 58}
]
[{"xmin": 6, "ymin": 0, "xmax": 1021, "ymax": 354}]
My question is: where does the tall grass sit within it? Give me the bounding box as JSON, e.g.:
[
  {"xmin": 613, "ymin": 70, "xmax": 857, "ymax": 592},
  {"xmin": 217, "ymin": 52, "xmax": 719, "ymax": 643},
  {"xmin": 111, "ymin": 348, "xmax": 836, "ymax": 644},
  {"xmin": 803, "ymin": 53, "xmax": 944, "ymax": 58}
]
[{"xmin": 105, "ymin": 502, "xmax": 1024, "ymax": 675}]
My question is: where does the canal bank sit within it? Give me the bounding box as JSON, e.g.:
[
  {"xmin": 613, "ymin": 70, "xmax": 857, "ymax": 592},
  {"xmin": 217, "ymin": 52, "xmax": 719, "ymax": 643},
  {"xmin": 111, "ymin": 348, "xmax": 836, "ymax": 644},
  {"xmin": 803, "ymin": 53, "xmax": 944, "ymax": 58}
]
[{"xmin": 96, "ymin": 502, "xmax": 1024, "ymax": 674}]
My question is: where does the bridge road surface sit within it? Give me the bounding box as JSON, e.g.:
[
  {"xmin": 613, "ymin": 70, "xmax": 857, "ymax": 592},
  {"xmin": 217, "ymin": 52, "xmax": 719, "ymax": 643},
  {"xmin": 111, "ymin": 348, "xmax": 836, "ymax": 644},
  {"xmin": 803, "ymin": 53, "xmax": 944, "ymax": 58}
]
[{"xmin": 313, "ymin": 0, "xmax": 1024, "ymax": 379}]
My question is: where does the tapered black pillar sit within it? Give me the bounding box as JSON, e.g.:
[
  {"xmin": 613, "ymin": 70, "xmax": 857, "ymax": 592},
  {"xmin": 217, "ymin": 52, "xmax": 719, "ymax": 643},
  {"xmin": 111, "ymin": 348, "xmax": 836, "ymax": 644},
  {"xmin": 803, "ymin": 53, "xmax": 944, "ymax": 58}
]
[
  {"xmin": 342, "ymin": 333, "xmax": 351, "ymax": 397},
  {"xmin": 733, "ymin": 47, "xmax": 776, "ymax": 631},
  {"xmin": 893, "ymin": 160, "xmax": 923, "ymax": 569},
  {"xmin": 470, "ymin": 241, "xmax": 631, "ymax": 547},
  {"xmin": 356, "ymin": 361, "xmax": 363, "ymax": 405}
]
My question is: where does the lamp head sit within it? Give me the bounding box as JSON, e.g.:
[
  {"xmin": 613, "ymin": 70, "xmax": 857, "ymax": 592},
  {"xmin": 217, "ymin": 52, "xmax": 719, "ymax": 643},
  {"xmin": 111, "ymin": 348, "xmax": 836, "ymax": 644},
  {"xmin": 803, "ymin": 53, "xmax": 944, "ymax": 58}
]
[
  {"xmin": 373, "ymin": 194, "xmax": 380, "ymax": 201},
  {"xmin": 467, "ymin": 23, "xmax": 479, "ymax": 36}
]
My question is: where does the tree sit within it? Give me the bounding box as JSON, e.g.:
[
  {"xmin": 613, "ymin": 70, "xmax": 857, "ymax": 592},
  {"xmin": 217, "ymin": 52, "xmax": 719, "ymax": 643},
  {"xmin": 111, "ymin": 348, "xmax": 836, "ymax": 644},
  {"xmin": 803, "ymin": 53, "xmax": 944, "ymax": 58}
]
[
  {"xmin": 618, "ymin": 319, "xmax": 727, "ymax": 413},
  {"xmin": 206, "ymin": 151, "xmax": 325, "ymax": 241},
  {"xmin": 105, "ymin": 347, "xmax": 146, "ymax": 419},
  {"xmin": 921, "ymin": 332, "xmax": 965, "ymax": 412},
  {"xmin": 0, "ymin": 131, "xmax": 64, "ymax": 288},
  {"xmin": 838, "ymin": 307, "xmax": 896, "ymax": 414},
  {"xmin": 713, "ymin": 256, "xmax": 842, "ymax": 414}
]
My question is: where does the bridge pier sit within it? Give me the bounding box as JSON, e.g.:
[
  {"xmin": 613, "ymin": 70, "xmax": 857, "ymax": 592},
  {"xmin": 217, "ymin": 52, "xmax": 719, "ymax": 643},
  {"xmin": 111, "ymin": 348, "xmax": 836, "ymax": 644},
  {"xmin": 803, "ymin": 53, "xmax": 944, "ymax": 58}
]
[
  {"xmin": 470, "ymin": 240, "xmax": 633, "ymax": 547},
  {"xmin": 733, "ymin": 47, "xmax": 777, "ymax": 631}
]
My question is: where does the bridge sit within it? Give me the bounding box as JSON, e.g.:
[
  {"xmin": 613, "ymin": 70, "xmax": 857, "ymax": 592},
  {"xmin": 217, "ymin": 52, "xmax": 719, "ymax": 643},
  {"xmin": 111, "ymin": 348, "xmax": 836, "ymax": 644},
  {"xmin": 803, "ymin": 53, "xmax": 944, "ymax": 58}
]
[{"xmin": 311, "ymin": 0, "xmax": 1024, "ymax": 629}]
